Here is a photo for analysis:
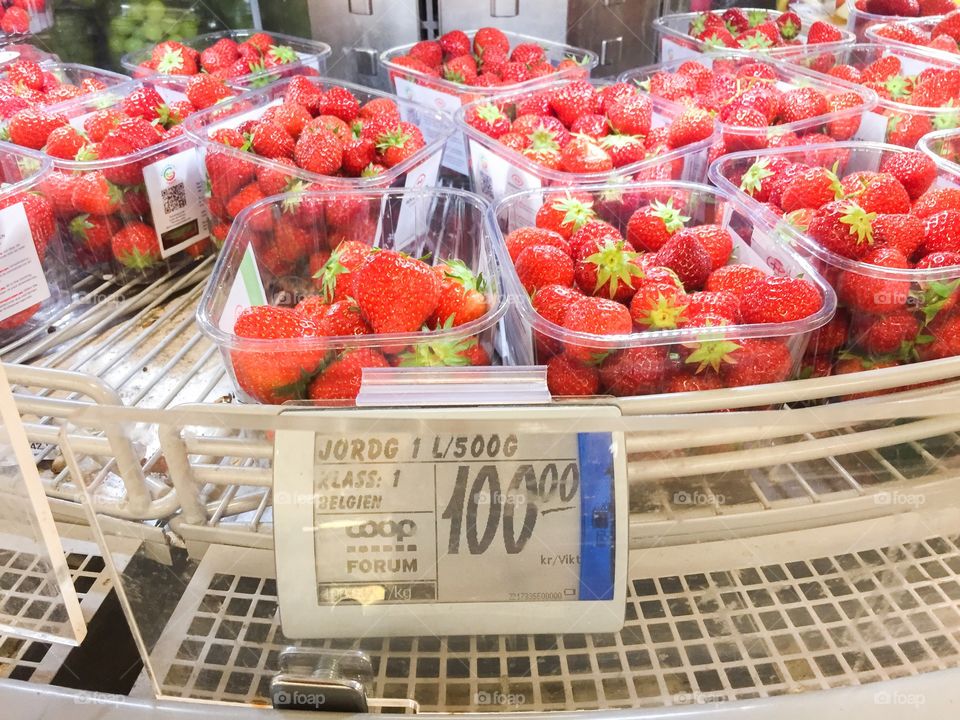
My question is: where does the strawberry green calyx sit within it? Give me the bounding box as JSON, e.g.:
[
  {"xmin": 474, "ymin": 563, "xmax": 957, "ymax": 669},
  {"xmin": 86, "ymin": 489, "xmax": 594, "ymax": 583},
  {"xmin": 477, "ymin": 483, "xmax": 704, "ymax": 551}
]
[
  {"xmin": 361, "ymin": 163, "xmax": 384, "ymax": 177},
  {"xmin": 635, "ymin": 293, "xmax": 688, "ymax": 330},
  {"xmin": 784, "ymin": 209, "xmax": 811, "ymax": 232},
  {"xmin": 827, "ymin": 162, "xmax": 845, "ymax": 199},
  {"xmin": 156, "ymin": 48, "xmax": 186, "ymax": 74},
  {"xmin": 738, "ymin": 33, "xmax": 773, "ymax": 50},
  {"xmin": 585, "ymin": 240, "xmax": 644, "ymax": 297},
  {"xmin": 268, "ymin": 44, "xmax": 298, "ymax": 64},
  {"xmin": 376, "ymin": 128, "xmax": 413, "ymax": 152},
  {"xmin": 69, "ymin": 214, "xmax": 93, "ymax": 240},
  {"xmin": 690, "ymin": 15, "xmax": 707, "ymax": 36},
  {"xmin": 117, "ymin": 246, "xmax": 159, "ymax": 270},
  {"xmin": 75, "ymin": 145, "xmax": 99, "ymax": 161},
  {"xmin": 739, "ymin": 158, "xmax": 774, "ymax": 196},
  {"xmin": 0, "ymin": 126, "xmax": 10, "ymax": 142},
  {"xmin": 839, "ymin": 202, "xmax": 876, "ymax": 245},
  {"xmin": 684, "ymin": 336, "xmax": 741, "ymax": 374},
  {"xmin": 527, "ymin": 125, "xmax": 561, "ymax": 153},
  {"xmin": 276, "ymin": 367, "xmax": 324, "ymax": 400},
  {"xmin": 563, "ymin": 53, "xmax": 592, "ymax": 67},
  {"xmin": 317, "ymin": 247, "xmax": 350, "ymax": 302},
  {"xmin": 399, "ymin": 331, "xmax": 477, "ymax": 367},
  {"xmin": 780, "ymin": 18, "xmax": 800, "ymax": 40},
  {"xmin": 444, "ymin": 258, "xmax": 485, "ymax": 292},
  {"xmin": 918, "ymin": 279, "xmax": 960, "ymax": 324},
  {"xmin": 635, "ymin": 78, "xmax": 652, "ymax": 92},
  {"xmin": 747, "ymin": 10, "xmax": 768, "ymax": 27},
  {"xmin": 476, "ymin": 103, "xmax": 506, "ymax": 125},
  {"xmin": 934, "ymin": 102, "xmax": 959, "ymax": 131},
  {"xmin": 280, "ymin": 181, "xmax": 308, "ymax": 214},
  {"xmin": 702, "ymin": 34, "xmax": 729, "ymax": 51},
  {"xmin": 650, "ymin": 198, "xmax": 690, "ymax": 233},
  {"xmin": 884, "ymin": 75, "xmax": 910, "ymax": 100},
  {"xmin": 155, "ymin": 103, "xmax": 179, "ymax": 128},
  {"xmin": 551, "ymin": 195, "xmax": 596, "ymax": 234}
]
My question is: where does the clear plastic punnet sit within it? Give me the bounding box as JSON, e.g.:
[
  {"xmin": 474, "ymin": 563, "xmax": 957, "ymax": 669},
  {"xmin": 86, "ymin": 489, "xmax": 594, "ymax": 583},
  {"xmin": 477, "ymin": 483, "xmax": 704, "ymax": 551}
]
[
  {"xmin": 197, "ymin": 187, "xmax": 508, "ymax": 405},
  {"xmin": 919, "ymin": 126, "xmax": 960, "ymax": 173},
  {"xmin": 121, "ymin": 29, "xmax": 332, "ymax": 89},
  {"xmin": 492, "ymin": 180, "xmax": 837, "ymax": 398},
  {"xmin": 0, "ymin": 0, "xmax": 53, "ymax": 39},
  {"xmin": 865, "ymin": 16, "xmax": 960, "ymax": 55},
  {"xmin": 710, "ymin": 141, "xmax": 960, "ymax": 375},
  {"xmin": 848, "ymin": 3, "xmax": 948, "ymax": 42},
  {"xmin": 33, "ymin": 80, "xmax": 226, "ymax": 284},
  {"xmin": 780, "ymin": 42, "xmax": 960, "ymax": 147},
  {"xmin": 455, "ymin": 78, "xmax": 715, "ymax": 212},
  {"xmin": 652, "ymin": 8, "xmax": 855, "ymax": 63},
  {"xmin": 0, "ymin": 40, "xmax": 58, "ymax": 67},
  {"xmin": 183, "ymin": 76, "xmax": 451, "ymax": 245},
  {"xmin": 618, "ymin": 54, "xmax": 877, "ymax": 156},
  {"xmin": 0, "ymin": 61, "xmax": 131, "ymax": 119},
  {"xmin": 0, "ymin": 142, "xmax": 69, "ymax": 343}
]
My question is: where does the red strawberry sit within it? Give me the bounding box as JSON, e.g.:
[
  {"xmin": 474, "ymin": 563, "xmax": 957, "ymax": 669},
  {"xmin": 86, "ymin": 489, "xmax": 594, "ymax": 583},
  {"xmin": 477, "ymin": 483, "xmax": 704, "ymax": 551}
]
[
  {"xmin": 685, "ymin": 291, "xmax": 740, "ymax": 324},
  {"xmin": 515, "ymin": 245, "xmax": 575, "ymax": 294},
  {"xmin": 851, "ymin": 311, "xmax": 920, "ymax": 355},
  {"xmin": 654, "ymin": 230, "xmax": 711, "ymax": 290},
  {"xmin": 68, "ymin": 213, "xmax": 115, "ymax": 262},
  {"xmin": 914, "ymin": 186, "xmax": 960, "ymax": 217},
  {"xmin": 667, "ymin": 108, "xmax": 714, "ymax": 149},
  {"xmin": 465, "ymin": 103, "xmax": 511, "ymax": 138},
  {"xmin": 225, "ymin": 183, "xmax": 266, "ymax": 220},
  {"xmin": 920, "ymin": 210, "xmax": 960, "ymax": 255},
  {"xmin": 872, "ymin": 213, "xmax": 924, "ymax": 257},
  {"xmin": 778, "ymin": 87, "xmax": 829, "ymax": 125},
  {"xmin": 574, "ymin": 239, "xmax": 644, "ymax": 302},
  {"xmin": 535, "ymin": 192, "xmax": 596, "ymax": 239},
  {"xmin": 70, "ymin": 172, "xmax": 122, "ymax": 215},
  {"xmin": 430, "ymin": 260, "xmax": 488, "ymax": 328},
  {"xmin": 375, "ymin": 121, "xmax": 425, "ymax": 168},
  {"xmin": 879, "ymin": 151, "xmax": 937, "ymax": 201},
  {"xmin": 779, "ymin": 166, "xmax": 842, "ymax": 213},
  {"xmin": 283, "ymin": 75, "xmax": 324, "ymax": 114},
  {"xmin": 120, "ymin": 85, "xmax": 165, "ymax": 122},
  {"xmin": 294, "ymin": 125, "xmax": 343, "ymax": 174},
  {"xmin": 443, "ymin": 55, "xmax": 478, "ymax": 84},
  {"xmin": 721, "ymin": 339, "xmax": 793, "ymax": 387},
  {"xmin": 777, "ymin": 11, "xmax": 802, "ymax": 40},
  {"xmin": 598, "ymin": 134, "xmax": 646, "ymax": 168},
  {"xmin": 352, "ymin": 250, "xmax": 441, "ymax": 334},
  {"xmin": 705, "ymin": 264, "xmax": 767, "ymax": 297},
  {"xmin": 807, "ymin": 21, "xmax": 844, "ymax": 44},
  {"xmin": 439, "ymin": 30, "xmax": 471, "ymax": 58},
  {"xmin": 606, "ymin": 94, "xmax": 652, "ymax": 136},
  {"xmin": 837, "ymin": 246, "xmax": 910, "ymax": 313},
  {"xmin": 626, "ymin": 199, "xmax": 689, "ymax": 252},
  {"xmin": 549, "ymin": 80, "xmax": 598, "ymax": 127},
  {"xmin": 408, "ymin": 40, "xmax": 442, "ymax": 68},
  {"xmin": 808, "ymin": 200, "xmax": 876, "ymax": 260},
  {"xmin": 886, "ymin": 112, "xmax": 932, "ymax": 147},
  {"xmin": 559, "ymin": 135, "xmax": 612, "ymax": 173},
  {"xmin": 474, "ymin": 27, "xmax": 510, "ymax": 57},
  {"xmin": 739, "ymin": 276, "xmax": 822, "ymax": 324},
  {"xmin": 561, "ymin": 296, "xmax": 632, "ymax": 363},
  {"xmin": 305, "ymin": 348, "xmax": 388, "ymax": 401},
  {"xmin": 43, "ymin": 125, "xmax": 86, "ymax": 160},
  {"xmin": 185, "ymin": 74, "xmax": 233, "ymax": 110},
  {"xmin": 7, "ymin": 107, "xmax": 66, "ymax": 149},
  {"xmin": 231, "ymin": 305, "xmax": 323, "ymax": 404},
  {"xmin": 629, "ymin": 277, "xmax": 689, "ymax": 330},
  {"xmin": 1, "ymin": 7, "xmax": 30, "ymax": 34},
  {"xmin": 569, "ymin": 220, "xmax": 623, "ymax": 257},
  {"xmin": 667, "ymin": 372, "xmax": 723, "ymax": 393},
  {"xmin": 111, "ymin": 221, "xmax": 161, "ymax": 270},
  {"xmin": 251, "ymin": 121, "xmax": 295, "ymax": 159},
  {"xmin": 917, "ymin": 313, "xmax": 960, "ymax": 361},
  {"xmin": 682, "ymin": 225, "xmax": 732, "ymax": 270},
  {"xmin": 505, "ymin": 226, "xmax": 570, "ymax": 262},
  {"xmin": 316, "ymin": 240, "xmax": 373, "ymax": 302},
  {"xmin": 599, "ymin": 347, "xmax": 668, "ymax": 396},
  {"xmin": 546, "ymin": 354, "xmax": 599, "ymax": 396}
]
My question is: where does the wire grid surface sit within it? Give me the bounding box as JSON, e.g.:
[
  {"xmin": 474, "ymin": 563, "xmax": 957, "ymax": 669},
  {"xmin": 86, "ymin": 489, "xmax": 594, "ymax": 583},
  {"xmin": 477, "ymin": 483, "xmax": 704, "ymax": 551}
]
[
  {"xmin": 0, "ymin": 537, "xmax": 129, "ymax": 684},
  {"xmin": 147, "ymin": 536, "xmax": 960, "ymax": 710}
]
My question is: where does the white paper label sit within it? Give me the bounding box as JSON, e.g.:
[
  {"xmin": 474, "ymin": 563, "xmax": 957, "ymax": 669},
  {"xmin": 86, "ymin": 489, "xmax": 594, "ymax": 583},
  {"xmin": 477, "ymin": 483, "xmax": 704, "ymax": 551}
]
[
  {"xmin": 854, "ymin": 110, "xmax": 889, "ymax": 143},
  {"xmin": 156, "ymin": 86, "xmax": 188, "ymax": 104},
  {"xmin": 660, "ymin": 36, "xmax": 701, "ymax": 63},
  {"xmin": 218, "ymin": 243, "xmax": 266, "ymax": 332},
  {"xmin": 0, "ymin": 203, "xmax": 50, "ymax": 323},
  {"xmin": 0, "ymin": 51, "xmax": 20, "ymax": 65},
  {"xmin": 392, "ymin": 148, "xmax": 444, "ymax": 252},
  {"xmin": 393, "ymin": 77, "xmax": 467, "ymax": 174},
  {"xmin": 468, "ymin": 138, "xmax": 542, "ymax": 223},
  {"xmin": 142, "ymin": 148, "xmax": 210, "ymax": 258}
]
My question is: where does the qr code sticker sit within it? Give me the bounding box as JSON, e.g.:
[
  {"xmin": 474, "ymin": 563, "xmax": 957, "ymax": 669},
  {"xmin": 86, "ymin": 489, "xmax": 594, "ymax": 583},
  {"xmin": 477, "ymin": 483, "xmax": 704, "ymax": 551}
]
[{"xmin": 161, "ymin": 183, "xmax": 187, "ymax": 214}]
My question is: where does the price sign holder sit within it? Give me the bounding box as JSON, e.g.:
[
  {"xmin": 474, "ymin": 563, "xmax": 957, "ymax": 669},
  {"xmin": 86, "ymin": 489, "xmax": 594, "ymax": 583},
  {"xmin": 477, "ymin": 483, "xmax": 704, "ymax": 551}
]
[{"xmin": 273, "ymin": 404, "xmax": 627, "ymax": 639}]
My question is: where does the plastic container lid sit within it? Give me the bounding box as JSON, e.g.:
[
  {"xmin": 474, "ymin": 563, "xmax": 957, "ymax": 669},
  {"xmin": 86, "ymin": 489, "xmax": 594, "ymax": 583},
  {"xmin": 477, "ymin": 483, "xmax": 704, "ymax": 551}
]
[
  {"xmin": 380, "ymin": 29, "xmax": 599, "ymax": 102},
  {"xmin": 121, "ymin": 29, "xmax": 332, "ymax": 89}
]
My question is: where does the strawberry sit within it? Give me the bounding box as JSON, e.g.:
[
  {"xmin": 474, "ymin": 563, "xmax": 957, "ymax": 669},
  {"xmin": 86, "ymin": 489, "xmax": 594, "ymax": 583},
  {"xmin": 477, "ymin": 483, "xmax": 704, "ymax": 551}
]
[
  {"xmin": 629, "ymin": 277, "xmax": 689, "ymax": 330},
  {"xmin": 837, "ymin": 246, "xmax": 910, "ymax": 313},
  {"xmin": 304, "ymin": 348, "xmax": 388, "ymax": 402},
  {"xmin": 120, "ymin": 85, "xmax": 165, "ymax": 122},
  {"xmin": 655, "ymin": 231, "xmax": 711, "ymax": 290},
  {"xmin": 70, "ymin": 172, "xmax": 122, "ymax": 215},
  {"xmin": 739, "ymin": 276, "xmax": 822, "ymax": 324},
  {"xmin": 111, "ymin": 222, "xmax": 161, "ymax": 269},
  {"xmin": 842, "ymin": 172, "xmax": 912, "ymax": 215},
  {"xmin": 505, "ymin": 226, "xmax": 570, "ymax": 262},
  {"xmin": 515, "ymin": 244, "xmax": 575, "ymax": 294},
  {"xmin": 309, "ymin": 298, "xmax": 371, "ymax": 337},
  {"xmin": 606, "ymin": 94, "xmax": 652, "ymax": 136},
  {"xmin": 780, "ymin": 166, "xmax": 842, "ymax": 213},
  {"xmin": 7, "ymin": 60, "xmax": 43, "ymax": 90},
  {"xmin": 626, "ymin": 199, "xmax": 689, "ymax": 252},
  {"xmin": 720, "ymin": 107, "xmax": 768, "ymax": 152},
  {"xmin": 865, "ymin": 0, "xmax": 920, "ymax": 15},
  {"xmin": 429, "ymin": 260, "xmax": 488, "ymax": 328},
  {"xmin": 918, "ymin": 313, "xmax": 960, "ymax": 361},
  {"xmin": 569, "ymin": 220, "xmax": 623, "ymax": 257},
  {"xmin": 598, "ymin": 134, "xmax": 646, "ymax": 168},
  {"xmin": 721, "ymin": 339, "xmax": 793, "ymax": 387},
  {"xmin": 808, "ymin": 200, "xmax": 876, "ymax": 260},
  {"xmin": 294, "ymin": 126, "xmax": 343, "ymax": 175},
  {"xmin": 443, "ymin": 55, "xmax": 478, "ymax": 84},
  {"xmin": 667, "ymin": 372, "xmax": 723, "ymax": 393},
  {"xmin": 352, "ymin": 250, "xmax": 441, "ymax": 334},
  {"xmin": 318, "ymin": 86, "xmax": 361, "ymax": 123},
  {"xmin": 561, "ymin": 296, "xmax": 632, "ymax": 363},
  {"xmin": 914, "ymin": 186, "xmax": 960, "ymax": 218},
  {"xmin": 316, "ymin": 240, "xmax": 372, "ymax": 302},
  {"xmin": 685, "ymin": 291, "xmax": 740, "ymax": 324},
  {"xmin": 933, "ymin": 10, "xmax": 960, "ymax": 42},
  {"xmin": 200, "ymin": 38, "xmax": 240, "ymax": 74},
  {"xmin": 599, "ymin": 347, "xmax": 668, "ymax": 396},
  {"xmin": 226, "ymin": 182, "xmax": 265, "ymax": 220},
  {"xmin": 920, "ymin": 210, "xmax": 960, "ymax": 255},
  {"xmin": 546, "ymin": 354, "xmax": 599, "ymax": 396},
  {"xmin": 777, "ymin": 11, "xmax": 802, "ymax": 40},
  {"xmin": 872, "ymin": 213, "xmax": 924, "ymax": 257},
  {"xmin": 283, "ymin": 76, "xmax": 324, "ymax": 114},
  {"xmin": 43, "ymin": 125, "xmax": 86, "ymax": 160},
  {"xmin": 807, "ymin": 21, "xmax": 844, "ymax": 44},
  {"xmin": 574, "ymin": 239, "xmax": 644, "ymax": 302},
  {"xmin": 153, "ymin": 43, "xmax": 197, "ymax": 75},
  {"xmin": 408, "ymin": 40, "xmax": 442, "ymax": 68},
  {"xmin": 375, "ymin": 121, "xmax": 425, "ymax": 167},
  {"xmin": 535, "ymin": 192, "xmax": 596, "ymax": 239},
  {"xmin": 667, "ymin": 108, "xmax": 714, "ymax": 149},
  {"xmin": 704, "ymin": 263, "xmax": 767, "ymax": 298},
  {"xmin": 185, "ymin": 74, "xmax": 233, "ymax": 110},
  {"xmin": 438, "ymin": 30, "xmax": 471, "ymax": 58},
  {"xmin": 1, "ymin": 7, "xmax": 30, "ymax": 34},
  {"xmin": 851, "ymin": 311, "xmax": 920, "ymax": 355},
  {"xmin": 68, "ymin": 212, "xmax": 115, "ymax": 262},
  {"xmin": 778, "ymin": 87, "xmax": 829, "ymax": 125},
  {"xmin": 7, "ymin": 107, "xmax": 66, "ymax": 149},
  {"xmin": 886, "ymin": 112, "xmax": 932, "ymax": 147},
  {"xmin": 559, "ymin": 135, "xmax": 612, "ymax": 173},
  {"xmin": 474, "ymin": 27, "xmax": 510, "ymax": 57},
  {"xmin": 251, "ymin": 121, "xmax": 294, "ymax": 159},
  {"xmin": 549, "ymin": 80, "xmax": 598, "ymax": 127},
  {"xmin": 879, "ymin": 151, "xmax": 936, "ymax": 201},
  {"xmin": 231, "ymin": 305, "xmax": 323, "ymax": 404},
  {"xmin": 465, "ymin": 103, "xmax": 511, "ymax": 138}
]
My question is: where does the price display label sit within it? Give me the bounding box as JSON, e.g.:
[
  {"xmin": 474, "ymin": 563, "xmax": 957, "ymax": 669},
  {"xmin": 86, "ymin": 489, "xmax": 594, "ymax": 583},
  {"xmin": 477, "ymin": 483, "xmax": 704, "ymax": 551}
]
[{"xmin": 273, "ymin": 405, "xmax": 627, "ymax": 638}]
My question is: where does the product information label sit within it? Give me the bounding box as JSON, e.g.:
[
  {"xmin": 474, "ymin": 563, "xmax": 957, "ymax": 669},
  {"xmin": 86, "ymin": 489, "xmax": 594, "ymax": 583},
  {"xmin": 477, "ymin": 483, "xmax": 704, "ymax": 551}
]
[
  {"xmin": 391, "ymin": 148, "xmax": 445, "ymax": 252},
  {"xmin": 468, "ymin": 139, "xmax": 542, "ymax": 226},
  {"xmin": 393, "ymin": 77, "xmax": 467, "ymax": 174},
  {"xmin": 142, "ymin": 148, "xmax": 210, "ymax": 258},
  {"xmin": 0, "ymin": 203, "xmax": 50, "ymax": 323},
  {"xmin": 310, "ymin": 430, "xmax": 615, "ymax": 606},
  {"xmin": 218, "ymin": 242, "xmax": 266, "ymax": 332}
]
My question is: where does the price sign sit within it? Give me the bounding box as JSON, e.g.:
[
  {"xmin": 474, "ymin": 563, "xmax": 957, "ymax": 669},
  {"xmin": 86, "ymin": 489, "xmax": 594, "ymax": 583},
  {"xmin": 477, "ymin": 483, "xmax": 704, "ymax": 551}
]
[{"xmin": 273, "ymin": 406, "xmax": 627, "ymax": 638}]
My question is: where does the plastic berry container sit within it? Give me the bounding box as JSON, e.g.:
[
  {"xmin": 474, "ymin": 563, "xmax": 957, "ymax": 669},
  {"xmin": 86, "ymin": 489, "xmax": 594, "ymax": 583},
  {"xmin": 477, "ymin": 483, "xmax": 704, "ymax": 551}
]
[
  {"xmin": 0, "ymin": 41, "xmax": 58, "ymax": 68},
  {"xmin": 618, "ymin": 54, "xmax": 877, "ymax": 156},
  {"xmin": 197, "ymin": 187, "xmax": 508, "ymax": 405},
  {"xmin": 848, "ymin": 2, "xmax": 949, "ymax": 42},
  {"xmin": 780, "ymin": 42, "xmax": 960, "ymax": 147},
  {"xmin": 0, "ymin": 141, "xmax": 69, "ymax": 343},
  {"xmin": 919, "ymin": 126, "xmax": 960, "ymax": 172},
  {"xmin": 183, "ymin": 76, "xmax": 450, "ymax": 243},
  {"xmin": 865, "ymin": 17, "xmax": 960, "ymax": 55},
  {"xmin": 492, "ymin": 180, "xmax": 837, "ymax": 398},
  {"xmin": 380, "ymin": 30, "xmax": 598, "ymax": 175},
  {"xmin": 652, "ymin": 7, "xmax": 855, "ymax": 63},
  {"xmin": 454, "ymin": 78, "xmax": 715, "ymax": 215},
  {"xmin": 709, "ymin": 141, "xmax": 960, "ymax": 374},
  {"xmin": 121, "ymin": 29, "xmax": 332, "ymax": 89},
  {"xmin": 0, "ymin": 62, "xmax": 132, "ymax": 118},
  {"xmin": 34, "ymin": 80, "xmax": 224, "ymax": 284},
  {"xmin": 0, "ymin": 0, "xmax": 53, "ymax": 38}
]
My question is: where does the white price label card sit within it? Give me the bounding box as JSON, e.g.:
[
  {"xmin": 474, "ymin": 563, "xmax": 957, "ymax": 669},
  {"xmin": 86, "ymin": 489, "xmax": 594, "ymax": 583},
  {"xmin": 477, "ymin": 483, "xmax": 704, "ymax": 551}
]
[
  {"xmin": 854, "ymin": 110, "xmax": 889, "ymax": 143},
  {"xmin": 273, "ymin": 405, "xmax": 627, "ymax": 638},
  {"xmin": 391, "ymin": 149, "xmax": 444, "ymax": 252},
  {"xmin": 218, "ymin": 242, "xmax": 266, "ymax": 332},
  {"xmin": 393, "ymin": 77, "xmax": 467, "ymax": 174},
  {"xmin": 142, "ymin": 147, "xmax": 211, "ymax": 258},
  {"xmin": 0, "ymin": 203, "xmax": 50, "ymax": 324}
]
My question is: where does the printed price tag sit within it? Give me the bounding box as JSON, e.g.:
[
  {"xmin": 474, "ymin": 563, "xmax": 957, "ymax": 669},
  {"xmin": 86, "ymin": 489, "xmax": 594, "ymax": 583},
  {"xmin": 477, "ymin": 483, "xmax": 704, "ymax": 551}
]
[
  {"xmin": 0, "ymin": 203, "xmax": 50, "ymax": 324},
  {"xmin": 273, "ymin": 405, "xmax": 627, "ymax": 638},
  {"xmin": 391, "ymin": 148, "xmax": 444, "ymax": 252},
  {"xmin": 393, "ymin": 77, "xmax": 467, "ymax": 174},
  {"xmin": 218, "ymin": 243, "xmax": 266, "ymax": 332},
  {"xmin": 142, "ymin": 148, "xmax": 210, "ymax": 258}
]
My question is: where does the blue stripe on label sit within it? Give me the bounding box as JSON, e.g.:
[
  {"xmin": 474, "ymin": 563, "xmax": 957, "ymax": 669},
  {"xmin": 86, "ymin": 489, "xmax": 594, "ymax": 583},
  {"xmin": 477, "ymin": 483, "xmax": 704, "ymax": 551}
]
[{"xmin": 577, "ymin": 432, "xmax": 615, "ymax": 601}]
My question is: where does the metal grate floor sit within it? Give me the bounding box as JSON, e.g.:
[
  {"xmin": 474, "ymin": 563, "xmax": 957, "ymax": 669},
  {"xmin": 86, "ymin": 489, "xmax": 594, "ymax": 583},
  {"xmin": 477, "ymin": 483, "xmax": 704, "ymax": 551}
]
[{"xmin": 147, "ymin": 536, "xmax": 960, "ymax": 710}]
